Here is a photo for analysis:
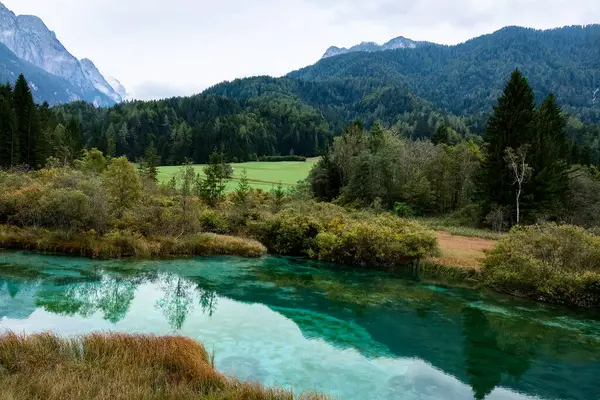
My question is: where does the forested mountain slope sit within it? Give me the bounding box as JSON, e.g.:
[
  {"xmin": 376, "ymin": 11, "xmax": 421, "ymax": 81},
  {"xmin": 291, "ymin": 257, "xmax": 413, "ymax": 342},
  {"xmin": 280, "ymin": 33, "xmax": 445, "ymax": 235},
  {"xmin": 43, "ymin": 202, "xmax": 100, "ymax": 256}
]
[
  {"xmin": 7, "ymin": 25, "xmax": 600, "ymax": 167},
  {"xmin": 205, "ymin": 76, "xmax": 470, "ymax": 135},
  {"xmin": 290, "ymin": 25, "xmax": 600, "ymax": 123}
]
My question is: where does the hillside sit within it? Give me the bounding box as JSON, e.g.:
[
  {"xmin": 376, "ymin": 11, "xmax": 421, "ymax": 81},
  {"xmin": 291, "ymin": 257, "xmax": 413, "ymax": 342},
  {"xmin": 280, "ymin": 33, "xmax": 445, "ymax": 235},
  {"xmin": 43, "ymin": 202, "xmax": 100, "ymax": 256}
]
[
  {"xmin": 205, "ymin": 76, "xmax": 464, "ymax": 135},
  {"xmin": 290, "ymin": 25, "xmax": 600, "ymax": 123},
  {"xmin": 20, "ymin": 24, "xmax": 600, "ymax": 167}
]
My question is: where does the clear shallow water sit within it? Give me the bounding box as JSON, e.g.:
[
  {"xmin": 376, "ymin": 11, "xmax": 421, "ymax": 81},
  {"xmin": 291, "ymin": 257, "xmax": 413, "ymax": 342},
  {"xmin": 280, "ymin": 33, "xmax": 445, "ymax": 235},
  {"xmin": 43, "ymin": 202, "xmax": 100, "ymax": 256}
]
[{"xmin": 1, "ymin": 252, "xmax": 600, "ymax": 400}]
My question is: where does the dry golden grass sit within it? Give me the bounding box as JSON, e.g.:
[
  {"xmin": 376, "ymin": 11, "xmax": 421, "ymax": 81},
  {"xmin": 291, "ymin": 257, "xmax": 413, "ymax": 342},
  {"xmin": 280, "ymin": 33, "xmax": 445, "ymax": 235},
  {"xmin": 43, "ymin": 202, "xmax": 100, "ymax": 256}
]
[
  {"xmin": 427, "ymin": 231, "xmax": 496, "ymax": 271},
  {"xmin": 0, "ymin": 225, "xmax": 267, "ymax": 259},
  {"xmin": 0, "ymin": 332, "xmax": 328, "ymax": 400}
]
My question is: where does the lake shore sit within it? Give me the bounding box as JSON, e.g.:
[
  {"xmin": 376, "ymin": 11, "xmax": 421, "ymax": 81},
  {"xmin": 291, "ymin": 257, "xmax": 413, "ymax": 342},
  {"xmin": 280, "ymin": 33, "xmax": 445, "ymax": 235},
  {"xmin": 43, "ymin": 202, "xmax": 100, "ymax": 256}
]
[
  {"xmin": 2, "ymin": 223, "xmax": 598, "ymax": 309},
  {"xmin": 0, "ymin": 225, "xmax": 266, "ymax": 259}
]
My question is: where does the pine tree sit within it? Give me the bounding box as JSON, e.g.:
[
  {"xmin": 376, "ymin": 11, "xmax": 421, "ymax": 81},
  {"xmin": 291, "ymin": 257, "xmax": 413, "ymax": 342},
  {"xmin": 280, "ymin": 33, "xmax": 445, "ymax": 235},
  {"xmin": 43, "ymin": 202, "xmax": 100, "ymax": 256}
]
[
  {"xmin": 198, "ymin": 152, "xmax": 229, "ymax": 206},
  {"xmin": 140, "ymin": 141, "xmax": 160, "ymax": 183},
  {"xmin": 103, "ymin": 156, "xmax": 142, "ymax": 218},
  {"xmin": 35, "ymin": 102, "xmax": 56, "ymax": 166},
  {"xmin": 233, "ymin": 168, "xmax": 251, "ymax": 206},
  {"xmin": 117, "ymin": 122, "xmax": 129, "ymax": 156},
  {"xmin": 105, "ymin": 123, "xmax": 117, "ymax": 157},
  {"xmin": 13, "ymin": 74, "xmax": 39, "ymax": 167},
  {"xmin": 528, "ymin": 94, "xmax": 569, "ymax": 216},
  {"xmin": 66, "ymin": 118, "xmax": 83, "ymax": 161},
  {"xmin": 478, "ymin": 69, "xmax": 536, "ymax": 217},
  {"xmin": 369, "ymin": 120, "xmax": 385, "ymax": 151},
  {"xmin": 432, "ymin": 124, "xmax": 450, "ymax": 145},
  {"xmin": 0, "ymin": 92, "xmax": 16, "ymax": 168},
  {"xmin": 271, "ymin": 181, "xmax": 286, "ymax": 213}
]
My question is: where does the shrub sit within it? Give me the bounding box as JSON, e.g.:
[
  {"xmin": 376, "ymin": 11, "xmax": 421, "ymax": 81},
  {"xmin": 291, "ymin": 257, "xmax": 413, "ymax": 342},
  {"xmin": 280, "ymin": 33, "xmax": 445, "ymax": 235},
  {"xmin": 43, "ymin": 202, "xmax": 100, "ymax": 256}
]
[
  {"xmin": 249, "ymin": 206, "xmax": 437, "ymax": 269},
  {"xmin": 250, "ymin": 209, "xmax": 322, "ymax": 256},
  {"xmin": 259, "ymin": 155, "xmax": 307, "ymax": 162},
  {"xmin": 199, "ymin": 209, "xmax": 230, "ymax": 234},
  {"xmin": 393, "ymin": 202, "xmax": 415, "ymax": 218},
  {"xmin": 443, "ymin": 204, "xmax": 483, "ymax": 228},
  {"xmin": 483, "ymin": 223, "xmax": 600, "ymax": 307},
  {"xmin": 313, "ymin": 216, "xmax": 438, "ymax": 269},
  {"xmin": 37, "ymin": 188, "xmax": 92, "ymax": 230}
]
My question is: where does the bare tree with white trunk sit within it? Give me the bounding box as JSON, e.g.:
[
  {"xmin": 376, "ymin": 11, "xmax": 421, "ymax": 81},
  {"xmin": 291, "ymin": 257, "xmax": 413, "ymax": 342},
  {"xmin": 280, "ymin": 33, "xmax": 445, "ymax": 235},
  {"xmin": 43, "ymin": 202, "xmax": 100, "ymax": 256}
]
[{"xmin": 505, "ymin": 145, "xmax": 533, "ymax": 225}]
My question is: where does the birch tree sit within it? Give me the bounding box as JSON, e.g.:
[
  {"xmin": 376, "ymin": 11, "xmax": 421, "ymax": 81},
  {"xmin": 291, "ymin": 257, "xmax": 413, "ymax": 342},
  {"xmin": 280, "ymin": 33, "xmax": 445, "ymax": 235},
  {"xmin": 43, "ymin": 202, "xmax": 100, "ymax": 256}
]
[{"xmin": 505, "ymin": 145, "xmax": 533, "ymax": 224}]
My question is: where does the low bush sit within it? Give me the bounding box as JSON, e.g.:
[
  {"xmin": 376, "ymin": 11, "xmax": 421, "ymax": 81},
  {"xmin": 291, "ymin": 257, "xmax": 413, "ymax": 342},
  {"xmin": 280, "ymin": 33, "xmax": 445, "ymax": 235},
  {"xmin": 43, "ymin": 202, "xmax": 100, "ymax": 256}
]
[
  {"xmin": 250, "ymin": 207, "xmax": 438, "ymax": 269},
  {"xmin": 393, "ymin": 202, "xmax": 415, "ymax": 218},
  {"xmin": 483, "ymin": 223, "xmax": 600, "ymax": 307},
  {"xmin": 314, "ymin": 216, "xmax": 438, "ymax": 269},
  {"xmin": 258, "ymin": 155, "xmax": 307, "ymax": 162},
  {"xmin": 250, "ymin": 209, "xmax": 322, "ymax": 256},
  {"xmin": 0, "ymin": 332, "xmax": 326, "ymax": 400},
  {"xmin": 199, "ymin": 209, "xmax": 230, "ymax": 234}
]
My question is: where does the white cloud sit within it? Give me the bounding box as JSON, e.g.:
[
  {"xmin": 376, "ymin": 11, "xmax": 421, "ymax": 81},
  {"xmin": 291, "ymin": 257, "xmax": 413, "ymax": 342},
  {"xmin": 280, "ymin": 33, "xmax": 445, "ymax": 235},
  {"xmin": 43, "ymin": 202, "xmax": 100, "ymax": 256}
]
[{"xmin": 2, "ymin": 0, "xmax": 599, "ymax": 100}]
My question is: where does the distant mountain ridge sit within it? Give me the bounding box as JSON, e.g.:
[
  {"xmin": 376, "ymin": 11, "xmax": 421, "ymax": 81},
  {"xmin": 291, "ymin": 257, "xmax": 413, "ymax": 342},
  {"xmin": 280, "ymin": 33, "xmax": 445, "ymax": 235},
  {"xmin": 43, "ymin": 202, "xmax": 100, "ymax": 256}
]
[
  {"xmin": 0, "ymin": 1, "xmax": 126, "ymax": 106},
  {"xmin": 322, "ymin": 36, "xmax": 434, "ymax": 58},
  {"xmin": 297, "ymin": 25, "xmax": 600, "ymax": 123}
]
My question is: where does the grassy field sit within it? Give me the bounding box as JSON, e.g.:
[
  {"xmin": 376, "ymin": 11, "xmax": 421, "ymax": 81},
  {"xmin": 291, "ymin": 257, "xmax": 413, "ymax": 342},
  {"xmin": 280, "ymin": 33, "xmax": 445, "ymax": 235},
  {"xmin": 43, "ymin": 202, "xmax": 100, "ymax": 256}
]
[{"xmin": 157, "ymin": 158, "xmax": 319, "ymax": 192}]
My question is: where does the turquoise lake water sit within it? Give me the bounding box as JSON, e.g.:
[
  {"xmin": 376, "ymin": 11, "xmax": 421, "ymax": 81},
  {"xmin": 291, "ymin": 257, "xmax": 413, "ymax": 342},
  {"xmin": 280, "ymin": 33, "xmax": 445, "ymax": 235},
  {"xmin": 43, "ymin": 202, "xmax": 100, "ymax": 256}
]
[{"xmin": 1, "ymin": 251, "xmax": 599, "ymax": 400}]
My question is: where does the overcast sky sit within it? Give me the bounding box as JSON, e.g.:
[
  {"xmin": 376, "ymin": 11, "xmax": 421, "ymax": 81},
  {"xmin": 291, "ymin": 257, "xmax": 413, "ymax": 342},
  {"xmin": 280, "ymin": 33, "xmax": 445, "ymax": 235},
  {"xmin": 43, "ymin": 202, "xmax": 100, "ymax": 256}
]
[{"xmin": 3, "ymin": 0, "xmax": 599, "ymax": 100}]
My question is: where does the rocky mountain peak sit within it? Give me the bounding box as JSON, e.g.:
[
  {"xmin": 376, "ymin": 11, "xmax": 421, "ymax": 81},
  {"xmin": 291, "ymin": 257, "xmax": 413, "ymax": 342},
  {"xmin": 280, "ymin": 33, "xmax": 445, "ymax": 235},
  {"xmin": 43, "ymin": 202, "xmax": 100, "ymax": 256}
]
[
  {"xmin": 16, "ymin": 14, "xmax": 55, "ymax": 37},
  {"xmin": 80, "ymin": 58, "xmax": 123, "ymax": 103},
  {"xmin": 384, "ymin": 36, "xmax": 418, "ymax": 50},
  {"xmin": 107, "ymin": 76, "xmax": 131, "ymax": 101},
  {"xmin": 321, "ymin": 35, "xmax": 433, "ymax": 59},
  {"xmin": 0, "ymin": 1, "xmax": 127, "ymax": 106}
]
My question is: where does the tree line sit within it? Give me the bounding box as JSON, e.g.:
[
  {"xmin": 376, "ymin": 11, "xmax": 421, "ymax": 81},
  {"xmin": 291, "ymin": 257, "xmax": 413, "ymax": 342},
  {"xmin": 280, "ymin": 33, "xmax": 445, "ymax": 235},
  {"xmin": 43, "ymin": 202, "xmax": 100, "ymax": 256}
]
[
  {"xmin": 2, "ymin": 69, "xmax": 599, "ymax": 173},
  {"xmin": 0, "ymin": 74, "xmax": 83, "ymax": 169},
  {"xmin": 309, "ymin": 70, "xmax": 600, "ymax": 228}
]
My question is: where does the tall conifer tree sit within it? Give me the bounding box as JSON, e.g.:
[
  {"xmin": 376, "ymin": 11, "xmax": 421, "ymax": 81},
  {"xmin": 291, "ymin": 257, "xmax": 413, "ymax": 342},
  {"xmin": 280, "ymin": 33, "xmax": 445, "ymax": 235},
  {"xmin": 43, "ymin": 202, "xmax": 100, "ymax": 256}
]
[
  {"xmin": 479, "ymin": 69, "xmax": 536, "ymax": 214},
  {"xmin": 528, "ymin": 94, "xmax": 568, "ymax": 215},
  {"xmin": 13, "ymin": 74, "xmax": 40, "ymax": 167},
  {"xmin": 66, "ymin": 117, "xmax": 83, "ymax": 161},
  {"xmin": 0, "ymin": 84, "xmax": 16, "ymax": 167}
]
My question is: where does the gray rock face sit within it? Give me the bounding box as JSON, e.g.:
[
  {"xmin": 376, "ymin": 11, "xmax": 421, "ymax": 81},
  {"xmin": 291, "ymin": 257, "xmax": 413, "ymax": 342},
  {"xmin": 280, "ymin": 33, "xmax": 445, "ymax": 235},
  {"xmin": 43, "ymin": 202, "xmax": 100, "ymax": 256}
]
[
  {"xmin": 0, "ymin": 1, "xmax": 126, "ymax": 106},
  {"xmin": 322, "ymin": 36, "xmax": 433, "ymax": 59},
  {"xmin": 106, "ymin": 76, "xmax": 131, "ymax": 101},
  {"xmin": 80, "ymin": 58, "xmax": 122, "ymax": 103}
]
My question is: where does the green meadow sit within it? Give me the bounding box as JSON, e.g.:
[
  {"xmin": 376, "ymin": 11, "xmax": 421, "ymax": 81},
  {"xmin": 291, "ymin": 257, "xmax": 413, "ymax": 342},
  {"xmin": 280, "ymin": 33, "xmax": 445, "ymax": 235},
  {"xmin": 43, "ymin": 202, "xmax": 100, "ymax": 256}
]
[{"xmin": 157, "ymin": 158, "xmax": 319, "ymax": 192}]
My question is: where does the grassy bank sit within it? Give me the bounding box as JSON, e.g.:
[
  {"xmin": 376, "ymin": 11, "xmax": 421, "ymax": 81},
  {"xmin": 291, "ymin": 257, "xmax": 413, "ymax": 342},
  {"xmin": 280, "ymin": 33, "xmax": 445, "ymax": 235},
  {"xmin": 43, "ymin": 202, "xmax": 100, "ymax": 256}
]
[
  {"xmin": 0, "ymin": 225, "xmax": 266, "ymax": 259},
  {"xmin": 0, "ymin": 332, "xmax": 326, "ymax": 400}
]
